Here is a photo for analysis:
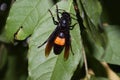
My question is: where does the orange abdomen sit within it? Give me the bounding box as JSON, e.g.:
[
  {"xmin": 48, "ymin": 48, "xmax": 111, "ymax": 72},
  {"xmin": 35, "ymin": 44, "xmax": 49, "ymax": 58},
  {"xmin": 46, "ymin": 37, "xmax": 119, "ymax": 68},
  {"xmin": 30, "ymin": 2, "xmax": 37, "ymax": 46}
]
[{"xmin": 54, "ymin": 36, "xmax": 65, "ymax": 46}]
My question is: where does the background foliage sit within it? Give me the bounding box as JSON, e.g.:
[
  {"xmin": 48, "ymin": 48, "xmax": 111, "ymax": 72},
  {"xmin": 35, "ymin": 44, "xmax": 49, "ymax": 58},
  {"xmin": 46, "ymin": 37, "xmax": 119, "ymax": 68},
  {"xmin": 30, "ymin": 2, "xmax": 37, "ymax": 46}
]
[{"xmin": 0, "ymin": 0, "xmax": 120, "ymax": 80}]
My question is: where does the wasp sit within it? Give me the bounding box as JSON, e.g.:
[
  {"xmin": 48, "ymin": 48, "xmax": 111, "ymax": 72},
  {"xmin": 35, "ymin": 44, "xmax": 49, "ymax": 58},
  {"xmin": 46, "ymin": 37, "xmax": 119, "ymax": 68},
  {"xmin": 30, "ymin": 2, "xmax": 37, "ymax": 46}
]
[{"xmin": 38, "ymin": 5, "xmax": 77, "ymax": 60}]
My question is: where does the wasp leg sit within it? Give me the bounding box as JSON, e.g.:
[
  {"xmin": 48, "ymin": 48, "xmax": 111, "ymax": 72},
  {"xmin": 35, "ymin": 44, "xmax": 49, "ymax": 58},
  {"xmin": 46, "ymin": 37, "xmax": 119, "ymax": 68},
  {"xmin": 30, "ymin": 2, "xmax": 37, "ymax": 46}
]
[
  {"xmin": 38, "ymin": 40, "xmax": 48, "ymax": 48},
  {"xmin": 48, "ymin": 9, "xmax": 58, "ymax": 25},
  {"xmin": 70, "ymin": 23, "xmax": 77, "ymax": 30},
  {"xmin": 70, "ymin": 43, "xmax": 74, "ymax": 55}
]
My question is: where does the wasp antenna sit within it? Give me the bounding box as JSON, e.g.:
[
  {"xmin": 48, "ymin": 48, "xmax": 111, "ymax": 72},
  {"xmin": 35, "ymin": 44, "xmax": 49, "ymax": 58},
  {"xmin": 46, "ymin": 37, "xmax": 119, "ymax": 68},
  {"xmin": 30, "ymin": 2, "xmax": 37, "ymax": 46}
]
[
  {"xmin": 56, "ymin": 4, "xmax": 60, "ymax": 20},
  {"xmin": 49, "ymin": 9, "xmax": 59, "ymax": 25},
  {"xmin": 56, "ymin": 4, "xmax": 66, "ymax": 13},
  {"xmin": 48, "ymin": 9, "xmax": 53, "ymax": 16}
]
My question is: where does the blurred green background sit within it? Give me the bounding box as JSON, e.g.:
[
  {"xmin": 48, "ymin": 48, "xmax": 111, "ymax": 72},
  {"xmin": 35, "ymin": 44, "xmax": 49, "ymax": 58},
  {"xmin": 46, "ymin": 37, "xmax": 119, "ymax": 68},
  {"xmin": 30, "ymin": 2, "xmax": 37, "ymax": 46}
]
[{"xmin": 0, "ymin": 0, "xmax": 120, "ymax": 80}]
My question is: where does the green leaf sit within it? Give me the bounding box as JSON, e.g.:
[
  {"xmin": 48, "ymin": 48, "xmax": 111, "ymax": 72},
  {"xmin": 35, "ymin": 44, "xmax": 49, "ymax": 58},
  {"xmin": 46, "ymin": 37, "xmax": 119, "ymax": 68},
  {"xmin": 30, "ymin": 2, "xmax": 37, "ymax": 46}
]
[
  {"xmin": 91, "ymin": 24, "xmax": 120, "ymax": 65},
  {"xmin": 78, "ymin": 0, "xmax": 108, "ymax": 60},
  {"xmin": 81, "ymin": 0, "xmax": 102, "ymax": 26},
  {"xmin": 2, "ymin": 0, "xmax": 53, "ymax": 42},
  {"xmin": 28, "ymin": 1, "xmax": 83, "ymax": 80},
  {"xmin": 102, "ymin": 25, "xmax": 120, "ymax": 65}
]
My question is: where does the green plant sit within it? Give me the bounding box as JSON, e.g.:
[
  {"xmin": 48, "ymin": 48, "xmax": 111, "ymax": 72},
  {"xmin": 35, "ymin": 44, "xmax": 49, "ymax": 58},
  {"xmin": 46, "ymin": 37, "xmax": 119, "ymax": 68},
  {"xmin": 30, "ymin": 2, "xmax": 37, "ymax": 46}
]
[{"xmin": 0, "ymin": 0, "xmax": 120, "ymax": 80}]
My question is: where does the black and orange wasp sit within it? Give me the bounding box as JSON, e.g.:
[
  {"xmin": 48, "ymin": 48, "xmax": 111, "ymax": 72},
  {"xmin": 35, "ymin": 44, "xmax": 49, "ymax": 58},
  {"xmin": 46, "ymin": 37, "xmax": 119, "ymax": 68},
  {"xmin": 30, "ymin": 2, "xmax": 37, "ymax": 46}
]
[{"xmin": 38, "ymin": 5, "xmax": 77, "ymax": 60}]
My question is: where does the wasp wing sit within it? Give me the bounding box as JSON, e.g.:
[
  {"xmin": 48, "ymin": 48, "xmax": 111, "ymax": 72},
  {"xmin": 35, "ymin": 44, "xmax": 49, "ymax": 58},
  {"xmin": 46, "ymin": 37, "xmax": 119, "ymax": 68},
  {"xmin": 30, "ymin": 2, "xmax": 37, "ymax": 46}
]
[
  {"xmin": 45, "ymin": 26, "xmax": 60, "ymax": 57},
  {"xmin": 45, "ymin": 41, "xmax": 53, "ymax": 57},
  {"xmin": 64, "ymin": 32, "xmax": 71, "ymax": 60}
]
